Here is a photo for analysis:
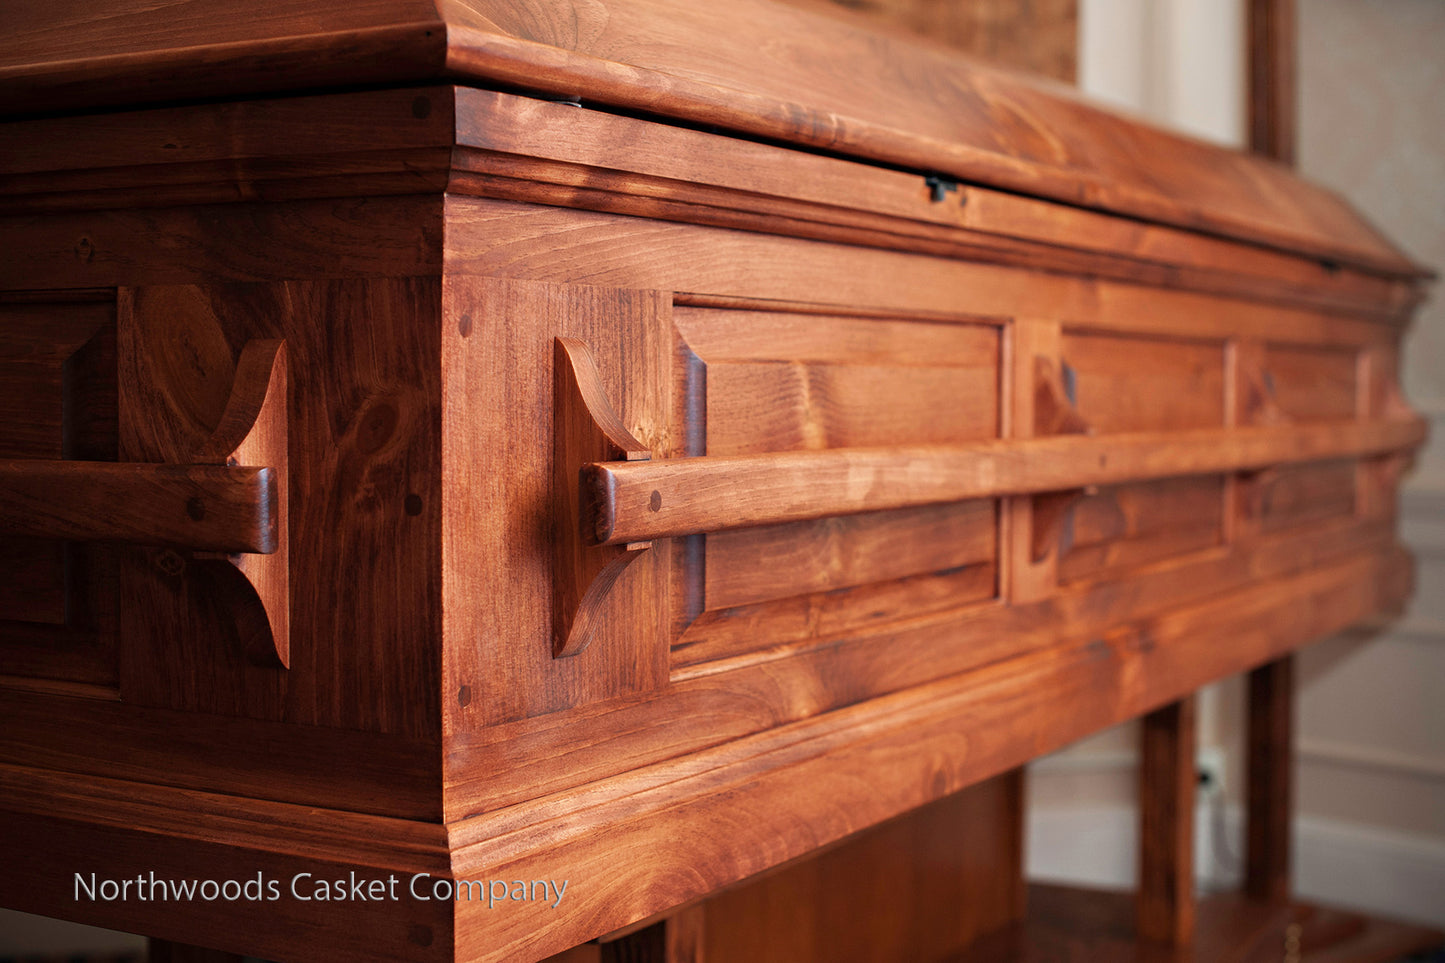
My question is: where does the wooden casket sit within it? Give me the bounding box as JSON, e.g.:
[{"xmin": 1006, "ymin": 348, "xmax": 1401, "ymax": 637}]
[{"xmin": 0, "ymin": 1, "xmax": 1431, "ymax": 960}]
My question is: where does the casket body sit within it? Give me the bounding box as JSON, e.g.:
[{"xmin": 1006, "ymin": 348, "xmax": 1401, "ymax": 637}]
[{"xmin": 0, "ymin": 2, "xmax": 1428, "ymax": 960}]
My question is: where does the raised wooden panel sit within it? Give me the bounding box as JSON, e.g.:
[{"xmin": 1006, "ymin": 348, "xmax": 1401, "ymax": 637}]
[
  {"xmin": 673, "ymin": 307, "xmax": 1001, "ymax": 369},
  {"xmin": 671, "ymin": 306, "xmax": 1001, "ymax": 666},
  {"xmin": 705, "ymin": 500, "xmax": 996, "ymax": 611},
  {"xmin": 1253, "ymin": 459, "xmax": 1358, "ymax": 533},
  {"xmin": 1061, "ymin": 331, "xmax": 1226, "ymax": 432},
  {"xmin": 1056, "ymin": 331, "xmax": 1228, "ymax": 582},
  {"xmin": 1263, "ymin": 343, "xmax": 1357, "ymax": 422},
  {"xmin": 0, "ymin": 297, "xmax": 117, "ymax": 685},
  {"xmin": 1059, "ymin": 476, "xmax": 1226, "ymax": 584},
  {"xmin": 706, "ymin": 362, "xmax": 994, "ymax": 454}
]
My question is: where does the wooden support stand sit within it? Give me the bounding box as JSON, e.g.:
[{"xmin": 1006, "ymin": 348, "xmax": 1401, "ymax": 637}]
[
  {"xmin": 1138, "ymin": 697, "xmax": 1197, "ymax": 945},
  {"xmin": 1247, "ymin": 656, "xmax": 1295, "ymax": 904},
  {"xmin": 540, "ymin": 753, "xmax": 1443, "ymax": 963}
]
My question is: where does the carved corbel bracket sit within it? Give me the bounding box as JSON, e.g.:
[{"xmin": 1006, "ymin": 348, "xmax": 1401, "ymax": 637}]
[
  {"xmin": 1034, "ymin": 356, "xmax": 1091, "ymax": 438},
  {"xmin": 190, "ymin": 339, "xmax": 290, "ymax": 669},
  {"xmin": 0, "ymin": 337, "xmax": 290, "ymax": 668},
  {"xmin": 1031, "ymin": 356, "xmax": 1093, "ymax": 561},
  {"xmin": 1032, "ymin": 487, "xmax": 1095, "ymax": 563},
  {"xmin": 1240, "ymin": 362, "xmax": 1289, "ymax": 427},
  {"xmin": 553, "ymin": 338, "xmax": 652, "ymax": 658},
  {"xmin": 1236, "ymin": 465, "xmax": 1282, "ymax": 522},
  {"xmin": 1358, "ymin": 450, "xmax": 1417, "ymax": 518}
]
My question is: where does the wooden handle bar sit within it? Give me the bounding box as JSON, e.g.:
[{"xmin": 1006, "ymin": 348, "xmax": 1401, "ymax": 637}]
[
  {"xmin": 585, "ymin": 418, "xmax": 1426, "ymax": 546},
  {"xmin": 0, "ymin": 459, "xmax": 277, "ymax": 554}
]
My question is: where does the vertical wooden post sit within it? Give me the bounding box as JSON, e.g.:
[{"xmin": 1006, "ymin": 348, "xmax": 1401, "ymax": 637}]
[
  {"xmin": 1246, "ymin": 657, "xmax": 1294, "ymax": 903},
  {"xmin": 1245, "ymin": 0, "xmax": 1298, "ymax": 912},
  {"xmin": 1247, "ymin": 0, "xmax": 1297, "ymax": 164},
  {"xmin": 1138, "ymin": 696, "xmax": 1196, "ymax": 944}
]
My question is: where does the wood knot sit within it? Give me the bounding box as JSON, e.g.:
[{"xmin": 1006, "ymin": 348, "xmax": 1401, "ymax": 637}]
[{"xmin": 356, "ymin": 403, "xmax": 398, "ymax": 454}]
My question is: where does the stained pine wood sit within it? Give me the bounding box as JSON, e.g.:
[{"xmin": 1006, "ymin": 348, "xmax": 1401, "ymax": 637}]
[
  {"xmin": 1005, "ymin": 319, "xmax": 1065, "ymax": 604},
  {"xmin": 776, "ymin": 0, "xmax": 1077, "ymax": 82},
  {"xmin": 445, "ymin": 89, "xmax": 1406, "ymax": 317},
  {"xmin": 552, "ymin": 337, "xmax": 653, "ymax": 657},
  {"xmin": 588, "ymin": 418, "xmax": 1424, "ymax": 545},
  {"xmin": 0, "ymin": 765, "xmax": 453, "ymax": 962},
  {"xmin": 0, "ymin": 86, "xmax": 1408, "ymax": 320},
  {"xmin": 674, "ymin": 561, "xmax": 998, "ymax": 667},
  {"xmin": 1058, "ymin": 477, "xmax": 1226, "ymax": 584},
  {"xmin": 1138, "ymin": 698, "xmax": 1196, "ymax": 945},
  {"xmin": 444, "ymin": 199, "xmax": 1415, "ymax": 334},
  {"xmin": 447, "ymin": 515, "xmax": 1400, "ymax": 820},
  {"xmin": 703, "ymin": 501, "xmax": 996, "ymax": 611},
  {"xmin": 0, "ymin": 296, "xmax": 118, "ymax": 682},
  {"xmin": 1249, "ymin": 0, "xmax": 1298, "ymax": 165},
  {"xmin": 445, "ymin": 548, "xmax": 1409, "ymax": 961},
  {"xmin": 1264, "ymin": 343, "xmax": 1358, "ymax": 422},
  {"xmin": 699, "ymin": 774, "xmax": 1025, "ymax": 963},
  {"xmin": 2, "ymin": 1, "xmax": 1424, "ymax": 280},
  {"xmin": 441, "ymin": 277, "xmax": 672, "ymax": 725},
  {"xmin": 0, "ymin": 460, "xmax": 274, "ymax": 552},
  {"xmin": 1061, "ymin": 331, "xmax": 1226, "ymax": 432},
  {"xmin": 667, "ymin": 304, "xmax": 1002, "ymax": 645},
  {"xmin": 113, "ymin": 278, "xmax": 443, "ymax": 735},
  {"xmin": 1247, "ymin": 656, "xmax": 1295, "ymax": 905},
  {"xmin": 1252, "ymin": 460, "xmax": 1358, "ymax": 533},
  {"xmin": 0, "ymin": 690, "xmax": 442, "ymax": 819},
  {"xmin": 0, "ymin": 10, "xmax": 1431, "ymax": 961}
]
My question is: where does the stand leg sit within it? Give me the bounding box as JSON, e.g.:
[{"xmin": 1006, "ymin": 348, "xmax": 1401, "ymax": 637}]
[
  {"xmin": 1246, "ymin": 655, "xmax": 1293, "ymax": 903},
  {"xmin": 1138, "ymin": 696, "xmax": 1196, "ymax": 944}
]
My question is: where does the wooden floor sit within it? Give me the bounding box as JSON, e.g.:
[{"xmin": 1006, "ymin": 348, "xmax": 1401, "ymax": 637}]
[{"xmin": 950, "ymin": 884, "xmax": 1445, "ymax": 963}]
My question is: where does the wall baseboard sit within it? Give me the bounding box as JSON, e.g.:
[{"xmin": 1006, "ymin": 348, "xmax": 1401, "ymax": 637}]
[
  {"xmin": 1027, "ymin": 803, "xmax": 1445, "ymax": 928},
  {"xmin": 1294, "ymin": 814, "xmax": 1445, "ymax": 928}
]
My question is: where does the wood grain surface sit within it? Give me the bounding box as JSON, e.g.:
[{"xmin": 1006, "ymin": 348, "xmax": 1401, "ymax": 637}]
[
  {"xmin": 0, "ymin": 24, "xmax": 1430, "ymax": 960},
  {"xmin": 587, "ymin": 418, "xmax": 1424, "ymax": 545},
  {"xmin": 0, "ymin": 460, "xmax": 275, "ymax": 552},
  {"xmin": 1139, "ymin": 698, "xmax": 1197, "ymax": 945},
  {"xmin": 0, "ymin": 0, "xmax": 1426, "ymax": 278}
]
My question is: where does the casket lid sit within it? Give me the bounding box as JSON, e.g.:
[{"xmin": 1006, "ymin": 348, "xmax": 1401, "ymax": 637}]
[{"xmin": 0, "ymin": 0, "xmax": 1426, "ymax": 278}]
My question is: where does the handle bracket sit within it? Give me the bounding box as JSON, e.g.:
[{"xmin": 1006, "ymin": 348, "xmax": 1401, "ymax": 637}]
[
  {"xmin": 192, "ymin": 339, "xmax": 289, "ymax": 668},
  {"xmin": 0, "ymin": 339, "xmax": 289, "ymax": 667},
  {"xmin": 553, "ymin": 338, "xmax": 651, "ymax": 659}
]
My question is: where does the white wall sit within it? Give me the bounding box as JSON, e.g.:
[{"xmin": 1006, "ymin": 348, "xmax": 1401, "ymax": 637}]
[
  {"xmin": 1031, "ymin": 0, "xmax": 1445, "ymax": 929},
  {"xmin": 1291, "ymin": 0, "xmax": 1445, "ymax": 925},
  {"xmin": 1078, "ymin": 0, "xmax": 1243, "ymax": 146}
]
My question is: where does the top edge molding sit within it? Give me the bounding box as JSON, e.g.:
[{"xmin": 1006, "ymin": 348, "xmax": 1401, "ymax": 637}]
[{"xmin": 0, "ymin": 0, "xmax": 1429, "ymax": 280}]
